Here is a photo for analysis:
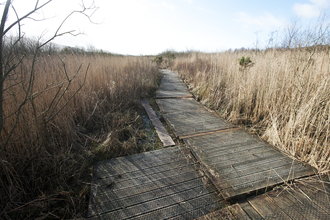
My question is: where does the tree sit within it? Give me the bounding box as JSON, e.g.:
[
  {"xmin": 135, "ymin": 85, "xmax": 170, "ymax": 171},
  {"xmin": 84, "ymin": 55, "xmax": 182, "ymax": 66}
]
[
  {"xmin": 0, "ymin": 1, "xmax": 97, "ymax": 217},
  {"xmin": 0, "ymin": 0, "xmax": 96, "ymax": 154}
]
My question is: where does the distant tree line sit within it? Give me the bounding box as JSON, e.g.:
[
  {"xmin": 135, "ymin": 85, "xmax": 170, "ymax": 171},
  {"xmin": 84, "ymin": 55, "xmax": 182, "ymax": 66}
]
[{"xmin": 3, "ymin": 36, "xmax": 123, "ymax": 57}]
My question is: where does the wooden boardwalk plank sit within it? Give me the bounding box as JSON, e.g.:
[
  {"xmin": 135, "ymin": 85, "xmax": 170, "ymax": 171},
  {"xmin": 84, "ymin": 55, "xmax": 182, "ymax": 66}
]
[
  {"xmin": 228, "ymin": 204, "xmax": 253, "ymax": 220},
  {"xmin": 156, "ymin": 70, "xmax": 193, "ymax": 98},
  {"xmin": 297, "ymin": 183, "xmax": 330, "ymax": 214},
  {"xmin": 266, "ymin": 189, "xmax": 309, "ymax": 219},
  {"xmin": 90, "ymin": 185, "xmax": 217, "ymax": 217},
  {"xmin": 156, "ymin": 98, "xmax": 208, "ymax": 114},
  {"xmin": 238, "ymin": 176, "xmax": 330, "ymax": 219},
  {"xmin": 247, "ymin": 194, "xmax": 292, "ymax": 219},
  {"xmin": 156, "ymin": 89, "xmax": 193, "ymax": 98},
  {"xmin": 163, "ymin": 111, "xmax": 234, "ymax": 137},
  {"xmin": 89, "ymin": 69, "xmax": 326, "ymax": 219},
  {"xmin": 141, "ymin": 99, "xmax": 175, "ymax": 147},
  {"xmin": 239, "ymin": 200, "xmax": 263, "ymax": 220},
  {"xmin": 156, "ymin": 70, "xmax": 314, "ymax": 200},
  {"xmin": 88, "ymin": 146, "xmax": 224, "ymax": 219},
  {"xmin": 183, "ymin": 129, "xmax": 315, "ymax": 199},
  {"xmin": 90, "ymin": 179, "xmax": 215, "ymax": 209},
  {"xmin": 158, "ymin": 82, "xmax": 188, "ymax": 91},
  {"xmin": 196, "ymin": 203, "xmax": 254, "ymax": 220}
]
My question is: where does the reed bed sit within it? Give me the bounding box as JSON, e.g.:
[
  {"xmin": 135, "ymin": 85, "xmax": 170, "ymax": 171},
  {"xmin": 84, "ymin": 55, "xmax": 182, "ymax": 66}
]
[
  {"xmin": 0, "ymin": 54, "xmax": 160, "ymax": 218},
  {"xmin": 170, "ymin": 49, "xmax": 330, "ymax": 173}
]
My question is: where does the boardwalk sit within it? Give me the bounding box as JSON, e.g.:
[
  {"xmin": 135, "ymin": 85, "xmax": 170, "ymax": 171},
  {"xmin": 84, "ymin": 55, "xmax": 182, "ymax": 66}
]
[
  {"xmin": 88, "ymin": 69, "xmax": 328, "ymax": 219},
  {"xmin": 87, "ymin": 147, "xmax": 225, "ymax": 219},
  {"xmin": 156, "ymin": 70, "xmax": 315, "ymax": 199}
]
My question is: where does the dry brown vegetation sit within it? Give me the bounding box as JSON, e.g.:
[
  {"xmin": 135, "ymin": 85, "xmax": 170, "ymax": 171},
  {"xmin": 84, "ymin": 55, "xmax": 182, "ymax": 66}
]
[
  {"xmin": 170, "ymin": 48, "xmax": 330, "ymax": 173},
  {"xmin": 0, "ymin": 53, "xmax": 161, "ymax": 218}
]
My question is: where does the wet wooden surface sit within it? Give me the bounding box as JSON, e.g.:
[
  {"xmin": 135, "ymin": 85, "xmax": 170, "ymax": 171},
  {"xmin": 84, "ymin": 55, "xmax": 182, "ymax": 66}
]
[{"xmin": 88, "ymin": 146, "xmax": 224, "ymax": 219}]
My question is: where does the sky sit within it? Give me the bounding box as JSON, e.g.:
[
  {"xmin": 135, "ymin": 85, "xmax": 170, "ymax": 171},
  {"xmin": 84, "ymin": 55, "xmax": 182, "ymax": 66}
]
[{"xmin": 1, "ymin": 0, "xmax": 330, "ymax": 55}]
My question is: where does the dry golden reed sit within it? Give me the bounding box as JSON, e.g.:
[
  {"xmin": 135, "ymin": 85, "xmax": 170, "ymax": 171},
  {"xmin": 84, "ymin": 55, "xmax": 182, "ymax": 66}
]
[
  {"xmin": 0, "ymin": 54, "xmax": 160, "ymax": 218},
  {"xmin": 171, "ymin": 49, "xmax": 330, "ymax": 173}
]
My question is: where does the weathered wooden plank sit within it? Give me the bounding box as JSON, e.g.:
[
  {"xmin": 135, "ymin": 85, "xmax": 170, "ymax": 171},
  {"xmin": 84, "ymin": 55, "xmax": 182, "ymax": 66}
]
[
  {"xmin": 88, "ymin": 146, "xmax": 223, "ymax": 219},
  {"xmin": 160, "ymin": 77, "xmax": 183, "ymax": 83},
  {"xmin": 196, "ymin": 204, "xmax": 253, "ymax": 220},
  {"xmin": 225, "ymin": 161, "xmax": 307, "ymax": 185},
  {"xmin": 128, "ymin": 195, "xmax": 220, "ymax": 220},
  {"xmin": 90, "ymin": 193, "xmax": 219, "ymax": 220},
  {"xmin": 156, "ymin": 89, "xmax": 194, "ymax": 98},
  {"xmin": 156, "ymin": 70, "xmax": 193, "ymax": 99},
  {"xmin": 91, "ymin": 175, "xmax": 203, "ymax": 205},
  {"xmin": 141, "ymin": 99, "xmax": 175, "ymax": 147},
  {"xmin": 90, "ymin": 184, "xmax": 217, "ymax": 217},
  {"xmin": 242, "ymin": 178, "xmax": 330, "ymax": 219},
  {"xmin": 183, "ymin": 130, "xmax": 268, "ymax": 157},
  {"xmin": 183, "ymin": 129, "xmax": 315, "ymax": 199},
  {"xmin": 223, "ymin": 166, "xmax": 314, "ymax": 199},
  {"xmin": 91, "ymin": 178, "xmax": 215, "ymax": 208},
  {"xmin": 94, "ymin": 161, "xmax": 199, "ymax": 186},
  {"xmin": 195, "ymin": 207, "xmax": 236, "ymax": 220},
  {"xmin": 205, "ymin": 149, "xmax": 279, "ymax": 168},
  {"xmin": 266, "ymin": 189, "xmax": 308, "ymax": 219},
  {"xmin": 94, "ymin": 146, "xmax": 181, "ymax": 168},
  {"xmin": 247, "ymin": 194, "xmax": 292, "ymax": 219},
  {"xmin": 228, "ymin": 204, "xmax": 252, "ymax": 220},
  {"xmin": 218, "ymin": 156, "xmax": 290, "ymax": 175},
  {"xmin": 282, "ymin": 186, "xmax": 330, "ymax": 219},
  {"xmin": 180, "ymin": 127, "xmax": 241, "ymax": 139},
  {"xmin": 158, "ymin": 82, "xmax": 188, "ymax": 91},
  {"xmin": 156, "ymin": 98, "xmax": 208, "ymax": 114},
  {"xmin": 295, "ymin": 177, "xmax": 330, "ymax": 214},
  {"xmin": 195, "ymin": 144, "xmax": 275, "ymax": 164},
  {"xmin": 163, "ymin": 111, "xmax": 233, "ymax": 137},
  {"xmin": 239, "ymin": 200, "xmax": 263, "ymax": 220},
  {"xmin": 170, "ymin": 202, "xmax": 225, "ymax": 220},
  {"xmin": 93, "ymin": 167, "xmax": 200, "ymax": 197},
  {"xmin": 94, "ymin": 155, "xmax": 190, "ymax": 179}
]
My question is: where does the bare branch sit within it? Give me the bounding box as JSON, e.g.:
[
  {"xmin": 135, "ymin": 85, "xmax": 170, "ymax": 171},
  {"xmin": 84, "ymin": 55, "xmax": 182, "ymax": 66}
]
[
  {"xmin": 3, "ymin": 0, "xmax": 53, "ymax": 36},
  {"xmin": 46, "ymin": 63, "xmax": 89, "ymax": 122}
]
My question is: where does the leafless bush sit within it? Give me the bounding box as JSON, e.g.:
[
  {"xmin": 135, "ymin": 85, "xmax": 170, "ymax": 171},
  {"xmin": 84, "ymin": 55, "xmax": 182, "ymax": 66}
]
[{"xmin": 0, "ymin": 1, "xmax": 161, "ymax": 219}]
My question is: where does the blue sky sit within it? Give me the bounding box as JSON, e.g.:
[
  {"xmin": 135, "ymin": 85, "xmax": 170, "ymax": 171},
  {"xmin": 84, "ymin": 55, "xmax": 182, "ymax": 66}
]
[{"xmin": 2, "ymin": 0, "xmax": 330, "ymax": 55}]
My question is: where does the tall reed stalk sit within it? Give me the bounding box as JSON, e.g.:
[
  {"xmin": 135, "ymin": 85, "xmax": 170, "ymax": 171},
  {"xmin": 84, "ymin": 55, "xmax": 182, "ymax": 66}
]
[
  {"xmin": 171, "ymin": 49, "xmax": 330, "ymax": 173},
  {"xmin": 0, "ymin": 54, "xmax": 160, "ymax": 218}
]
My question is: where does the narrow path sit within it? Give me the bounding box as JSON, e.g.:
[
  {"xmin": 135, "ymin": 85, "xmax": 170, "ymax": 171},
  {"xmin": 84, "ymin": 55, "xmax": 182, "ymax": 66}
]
[
  {"xmin": 88, "ymin": 69, "xmax": 328, "ymax": 219},
  {"xmin": 157, "ymin": 69, "xmax": 315, "ymax": 199}
]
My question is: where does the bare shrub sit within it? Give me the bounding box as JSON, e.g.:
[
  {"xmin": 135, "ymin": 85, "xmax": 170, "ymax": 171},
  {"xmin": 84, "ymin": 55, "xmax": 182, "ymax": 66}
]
[{"xmin": 0, "ymin": 1, "xmax": 161, "ymax": 218}]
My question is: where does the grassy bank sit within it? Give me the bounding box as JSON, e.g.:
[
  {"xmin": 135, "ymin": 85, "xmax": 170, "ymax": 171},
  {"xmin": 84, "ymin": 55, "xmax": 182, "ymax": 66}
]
[
  {"xmin": 170, "ymin": 49, "xmax": 330, "ymax": 173},
  {"xmin": 0, "ymin": 54, "xmax": 161, "ymax": 218}
]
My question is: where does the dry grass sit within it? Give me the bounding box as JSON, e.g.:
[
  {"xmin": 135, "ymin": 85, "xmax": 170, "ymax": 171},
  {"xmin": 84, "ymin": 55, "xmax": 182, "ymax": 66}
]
[
  {"xmin": 170, "ymin": 48, "xmax": 330, "ymax": 173},
  {"xmin": 0, "ymin": 54, "xmax": 161, "ymax": 219}
]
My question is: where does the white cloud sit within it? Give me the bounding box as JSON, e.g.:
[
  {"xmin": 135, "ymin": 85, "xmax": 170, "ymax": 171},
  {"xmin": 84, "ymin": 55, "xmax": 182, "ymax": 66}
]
[
  {"xmin": 293, "ymin": 0, "xmax": 330, "ymax": 18},
  {"xmin": 310, "ymin": 0, "xmax": 330, "ymax": 6},
  {"xmin": 181, "ymin": 0, "xmax": 194, "ymax": 3},
  {"xmin": 236, "ymin": 12, "xmax": 283, "ymax": 30},
  {"xmin": 162, "ymin": 1, "xmax": 176, "ymax": 10},
  {"xmin": 293, "ymin": 3, "xmax": 320, "ymax": 18}
]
